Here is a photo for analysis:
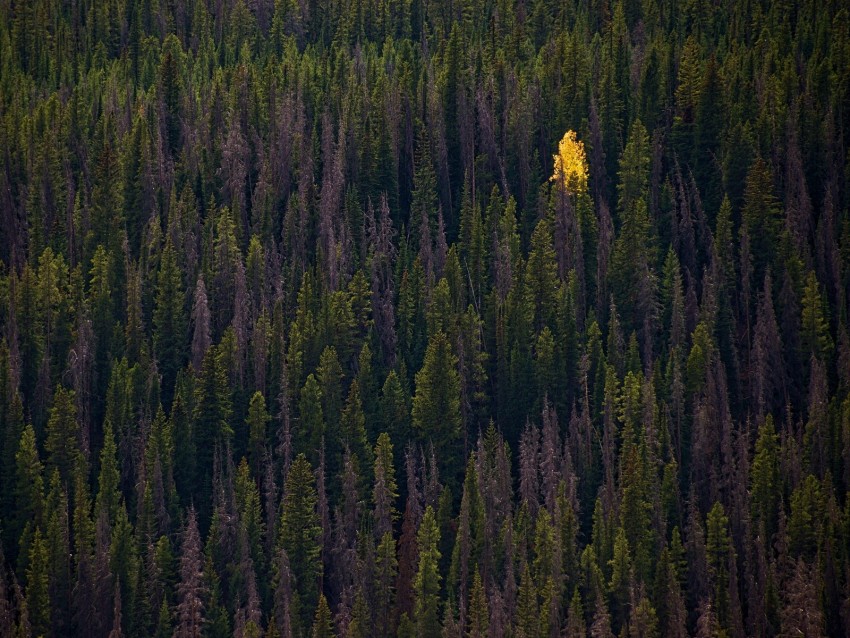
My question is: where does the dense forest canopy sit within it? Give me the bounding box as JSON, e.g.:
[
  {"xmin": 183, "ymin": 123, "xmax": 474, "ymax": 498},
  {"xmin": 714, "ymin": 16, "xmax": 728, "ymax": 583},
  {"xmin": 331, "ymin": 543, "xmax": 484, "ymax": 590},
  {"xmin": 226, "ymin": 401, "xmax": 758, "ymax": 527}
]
[{"xmin": 0, "ymin": 0, "xmax": 849, "ymax": 636}]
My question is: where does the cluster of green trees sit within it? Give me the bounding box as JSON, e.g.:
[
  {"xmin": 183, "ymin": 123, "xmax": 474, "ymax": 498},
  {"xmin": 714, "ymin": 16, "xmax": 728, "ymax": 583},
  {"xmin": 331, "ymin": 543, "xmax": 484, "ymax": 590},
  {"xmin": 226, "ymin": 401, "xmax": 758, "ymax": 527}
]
[{"xmin": 1, "ymin": 0, "xmax": 849, "ymax": 636}]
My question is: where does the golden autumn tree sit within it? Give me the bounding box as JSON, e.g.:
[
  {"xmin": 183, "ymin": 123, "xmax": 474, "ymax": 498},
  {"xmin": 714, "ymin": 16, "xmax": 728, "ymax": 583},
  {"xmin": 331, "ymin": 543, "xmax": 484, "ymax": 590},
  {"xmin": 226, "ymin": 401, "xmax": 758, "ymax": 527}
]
[{"xmin": 551, "ymin": 130, "xmax": 589, "ymax": 194}]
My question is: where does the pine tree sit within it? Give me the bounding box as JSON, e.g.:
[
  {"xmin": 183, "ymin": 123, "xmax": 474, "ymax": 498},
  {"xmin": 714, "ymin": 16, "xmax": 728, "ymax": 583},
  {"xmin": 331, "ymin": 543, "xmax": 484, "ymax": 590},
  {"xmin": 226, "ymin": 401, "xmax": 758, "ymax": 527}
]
[
  {"xmin": 246, "ymin": 391, "xmax": 271, "ymax": 479},
  {"xmin": 693, "ymin": 57, "xmax": 724, "ymax": 216},
  {"xmin": 524, "ymin": 219, "xmax": 559, "ymax": 333},
  {"xmin": 374, "ymin": 531, "xmax": 398, "ymax": 637},
  {"xmin": 311, "ymin": 594, "xmax": 334, "ymax": 638},
  {"xmin": 278, "ymin": 454, "xmax": 322, "ymax": 631},
  {"xmin": 751, "ymin": 415, "xmax": 780, "ymax": 541},
  {"xmin": 14, "ymin": 423, "xmax": 45, "ymax": 563},
  {"xmin": 380, "ymin": 370, "xmax": 410, "ymax": 447},
  {"xmin": 787, "ymin": 474, "xmax": 825, "ymax": 561},
  {"xmin": 299, "ymin": 374, "xmax": 325, "ymax": 463},
  {"xmin": 190, "ymin": 277, "xmax": 212, "ymax": 373},
  {"xmin": 629, "ymin": 595, "xmax": 659, "ymax": 638},
  {"xmin": 564, "ymin": 588, "xmax": 585, "ymax": 638},
  {"xmin": 159, "ymin": 35, "xmax": 183, "ymax": 157},
  {"xmin": 340, "ymin": 379, "xmax": 372, "ymax": 485},
  {"xmin": 467, "ymin": 570, "xmax": 488, "ymax": 638},
  {"xmin": 800, "ymin": 270, "xmax": 832, "ymax": 363},
  {"xmin": 95, "ymin": 418, "xmax": 121, "ymax": 525},
  {"xmin": 373, "ymin": 432, "xmax": 399, "ymax": 539},
  {"xmin": 610, "ymin": 195, "xmax": 656, "ymax": 345},
  {"xmin": 705, "ymin": 502, "xmax": 731, "ymax": 630},
  {"xmin": 44, "ymin": 386, "xmax": 80, "ymax": 488},
  {"xmin": 414, "ymin": 506, "xmax": 442, "ymax": 638},
  {"xmin": 193, "ymin": 345, "xmax": 233, "ymax": 514},
  {"xmin": 617, "ymin": 120, "xmax": 650, "ymax": 219},
  {"xmin": 412, "ymin": 331, "xmax": 462, "ymax": 486},
  {"xmin": 347, "ymin": 587, "xmax": 371, "ymax": 638},
  {"xmin": 26, "ymin": 527, "xmax": 51, "ymax": 638},
  {"xmin": 153, "ymin": 237, "xmax": 187, "ymax": 409},
  {"xmin": 515, "ymin": 562, "xmax": 539, "ymax": 638},
  {"xmin": 609, "ymin": 526, "xmax": 632, "ymax": 630},
  {"xmin": 741, "ymin": 158, "xmax": 781, "ymax": 283}
]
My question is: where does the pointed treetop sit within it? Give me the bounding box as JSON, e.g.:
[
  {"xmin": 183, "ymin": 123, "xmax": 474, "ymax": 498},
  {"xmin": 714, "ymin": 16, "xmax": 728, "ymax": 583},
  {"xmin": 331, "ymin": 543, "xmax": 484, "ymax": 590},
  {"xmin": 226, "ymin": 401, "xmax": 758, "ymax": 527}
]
[{"xmin": 551, "ymin": 130, "xmax": 589, "ymax": 195}]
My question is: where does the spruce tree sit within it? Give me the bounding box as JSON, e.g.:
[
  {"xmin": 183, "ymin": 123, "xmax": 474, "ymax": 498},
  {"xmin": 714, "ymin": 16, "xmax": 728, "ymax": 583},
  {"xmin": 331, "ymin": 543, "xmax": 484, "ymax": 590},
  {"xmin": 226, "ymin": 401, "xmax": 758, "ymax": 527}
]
[
  {"xmin": 278, "ymin": 454, "xmax": 322, "ymax": 632},
  {"xmin": 412, "ymin": 331, "xmax": 462, "ymax": 487},
  {"xmin": 413, "ymin": 506, "xmax": 442, "ymax": 638},
  {"xmin": 153, "ymin": 237, "xmax": 186, "ymax": 409}
]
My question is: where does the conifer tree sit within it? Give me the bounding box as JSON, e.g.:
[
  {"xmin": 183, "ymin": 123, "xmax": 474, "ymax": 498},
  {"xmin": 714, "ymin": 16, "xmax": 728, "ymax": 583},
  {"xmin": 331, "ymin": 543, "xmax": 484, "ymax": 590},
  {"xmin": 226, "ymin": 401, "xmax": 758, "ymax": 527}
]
[
  {"xmin": 340, "ymin": 379, "xmax": 371, "ymax": 484},
  {"xmin": 299, "ymin": 374, "xmax": 325, "ymax": 463},
  {"xmin": 705, "ymin": 502, "xmax": 731, "ymax": 630},
  {"xmin": 381, "ymin": 370, "xmax": 410, "ymax": 447},
  {"xmin": 95, "ymin": 418, "xmax": 121, "ymax": 525},
  {"xmin": 467, "ymin": 570, "xmax": 488, "ymax": 638},
  {"xmin": 414, "ymin": 506, "xmax": 442, "ymax": 638},
  {"xmin": 373, "ymin": 432, "xmax": 399, "ymax": 539},
  {"xmin": 800, "ymin": 270, "xmax": 832, "ymax": 364},
  {"xmin": 193, "ymin": 345, "xmax": 233, "ymax": 514},
  {"xmin": 525, "ymin": 219, "xmax": 559, "ymax": 333},
  {"xmin": 190, "ymin": 277, "xmax": 212, "ymax": 373},
  {"xmin": 154, "ymin": 237, "xmax": 187, "ymax": 408},
  {"xmin": 412, "ymin": 331, "xmax": 462, "ymax": 485},
  {"xmin": 26, "ymin": 527, "xmax": 50, "ymax": 638},
  {"xmin": 311, "ymin": 593, "xmax": 333, "ymax": 638},
  {"xmin": 14, "ymin": 423, "xmax": 44, "ymax": 563},
  {"xmin": 751, "ymin": 415, "xmax": 780, "ymax": 541},
  {"xmin": 246, "ymin": 391, "xmax": 271, "ymax": 479},
  {"xmin": 44, "ymin": 386, "xmax": 80, "ymax": 488},
  {"xmin": 374, "ymin": 531, "xmax": 398, "ymax": 637},
  {"xmin": 278, "ymin": 454, "xmax": 322, "ymax": 631},
  {"xmin": 741, "ymin": 158, "xmax": 781, "ymax": 283}
]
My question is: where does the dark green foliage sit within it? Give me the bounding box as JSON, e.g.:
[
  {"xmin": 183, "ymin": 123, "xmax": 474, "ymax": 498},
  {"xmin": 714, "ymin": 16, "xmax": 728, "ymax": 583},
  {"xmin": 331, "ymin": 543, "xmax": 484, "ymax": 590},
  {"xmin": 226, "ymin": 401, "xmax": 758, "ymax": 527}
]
[
  {"xmin": 0, "ymin": 1, "xmax": 847, "ymax": 636},
  {"xmin": 153, "ymin": 237, "xmax": 187, "ymax": 409},
  {"xmin": 413, "ymin": 506, "xmax": 442, "ymax": 638},
  {"xmin": 412, "ymin": 330, "xmax": 462, "ymax": 486},
  {"xmin": 278, "ymin": 454, "xmax": 322, "ymax": 631}
]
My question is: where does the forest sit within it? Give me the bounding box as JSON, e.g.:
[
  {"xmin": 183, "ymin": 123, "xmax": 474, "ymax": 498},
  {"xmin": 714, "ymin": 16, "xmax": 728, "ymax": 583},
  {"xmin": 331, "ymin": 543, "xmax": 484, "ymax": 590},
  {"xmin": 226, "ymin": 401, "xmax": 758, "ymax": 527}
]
[{"xmin": 0, "ymin": 0, "xmax": 849, "ymax": 636}]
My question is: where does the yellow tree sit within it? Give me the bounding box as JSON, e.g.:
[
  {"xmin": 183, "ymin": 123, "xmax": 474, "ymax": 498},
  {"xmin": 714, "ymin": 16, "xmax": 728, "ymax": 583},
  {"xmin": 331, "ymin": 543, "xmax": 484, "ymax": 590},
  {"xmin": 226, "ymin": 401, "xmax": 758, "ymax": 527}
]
[{"xmin": 551, "ymin": 130, "xmax": 589, "ymax": 195}]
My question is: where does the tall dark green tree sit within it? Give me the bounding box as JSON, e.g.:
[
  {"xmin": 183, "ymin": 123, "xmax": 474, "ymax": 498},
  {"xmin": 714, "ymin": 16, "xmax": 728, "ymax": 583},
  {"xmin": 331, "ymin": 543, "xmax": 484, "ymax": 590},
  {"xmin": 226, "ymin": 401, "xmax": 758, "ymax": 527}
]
[
  {"xmin": 413, "ymin": 506, "xmax": 442, "ymax": 638},
  {"xmin": 412, "ymin": 331, "xmax": 462, "ymax": 485},
  {"xmin": 278, "ymin": 454, "xmax": 322, "ymax": 632},
  {"xmin": 153, "ymin": 236, "xmax": 187, "ymax": 410}
]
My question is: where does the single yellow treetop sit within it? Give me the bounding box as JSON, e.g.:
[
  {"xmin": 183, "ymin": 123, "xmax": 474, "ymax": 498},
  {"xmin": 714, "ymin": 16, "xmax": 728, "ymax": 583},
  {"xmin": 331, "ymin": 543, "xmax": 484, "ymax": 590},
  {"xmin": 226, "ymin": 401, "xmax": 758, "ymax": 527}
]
[{"xmin": 551, "ymin": 130, "xmax": 588, "ymax": 195}]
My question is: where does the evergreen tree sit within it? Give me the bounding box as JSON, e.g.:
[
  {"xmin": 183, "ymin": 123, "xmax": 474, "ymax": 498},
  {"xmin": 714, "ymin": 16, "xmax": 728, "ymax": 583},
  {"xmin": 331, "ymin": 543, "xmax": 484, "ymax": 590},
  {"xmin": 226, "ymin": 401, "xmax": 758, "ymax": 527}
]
[
  {"xmin": 14, "ymin": 423, "xmax": 45, "ymax": 564},
  {"xmin": 311, "ymin": 593, "xmax": 333, "ymax": 638},
  {"xmin": 299, "ymin": 374, "xmax": 325, "ymax": 464},
  {"xmin": 246, "ymin": 391, "xmax": 271, "ymax": 479},
  {"xmin": 44, "ymin": 386, "xmax": 80, "ymax": 488},
  {"xmin": 374, "ymin": 531, "xmax": 398, "ymax": 637},
  {"xmin": 278, "ymin": 454, "xmax": 322, "ymax": 631},
  {"xmin": 800, "ymin": 270, "xmax": 832, "ymax": 363},
  {"xmin": 741, "ymin": 158, "xmax": 781, "ymax": 283},
  {"xmin": 26, "ymin": 527, "xmax": 51, "ymax": 638},
  {"xmin": 153, "ymin": 237, "xmax": 187, "ymax": 409},
  {"xmin": 705, "ymin": 502, "xmax": 731, "ymax": 630},
  {"xmin": 373, "ymin": 432, "xmax": 399, "ymax": 539},
  {"xmin": 751, "ymin": 415, "xmax": 780, "ymax": 541},
  {"xmin": 467, "ymin": 570, "xmax": 488, "ymax": 638},
  {"xmin": 413, "ymin": 506, "xmax": 442, "ymax": 638},
  {"xmin": 412, "ymin": 331, "xmax": 462, "ymax": 485},
  {"xmin": 192, "ymin": 345, "xmax": 233, "ymax": 515}
]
